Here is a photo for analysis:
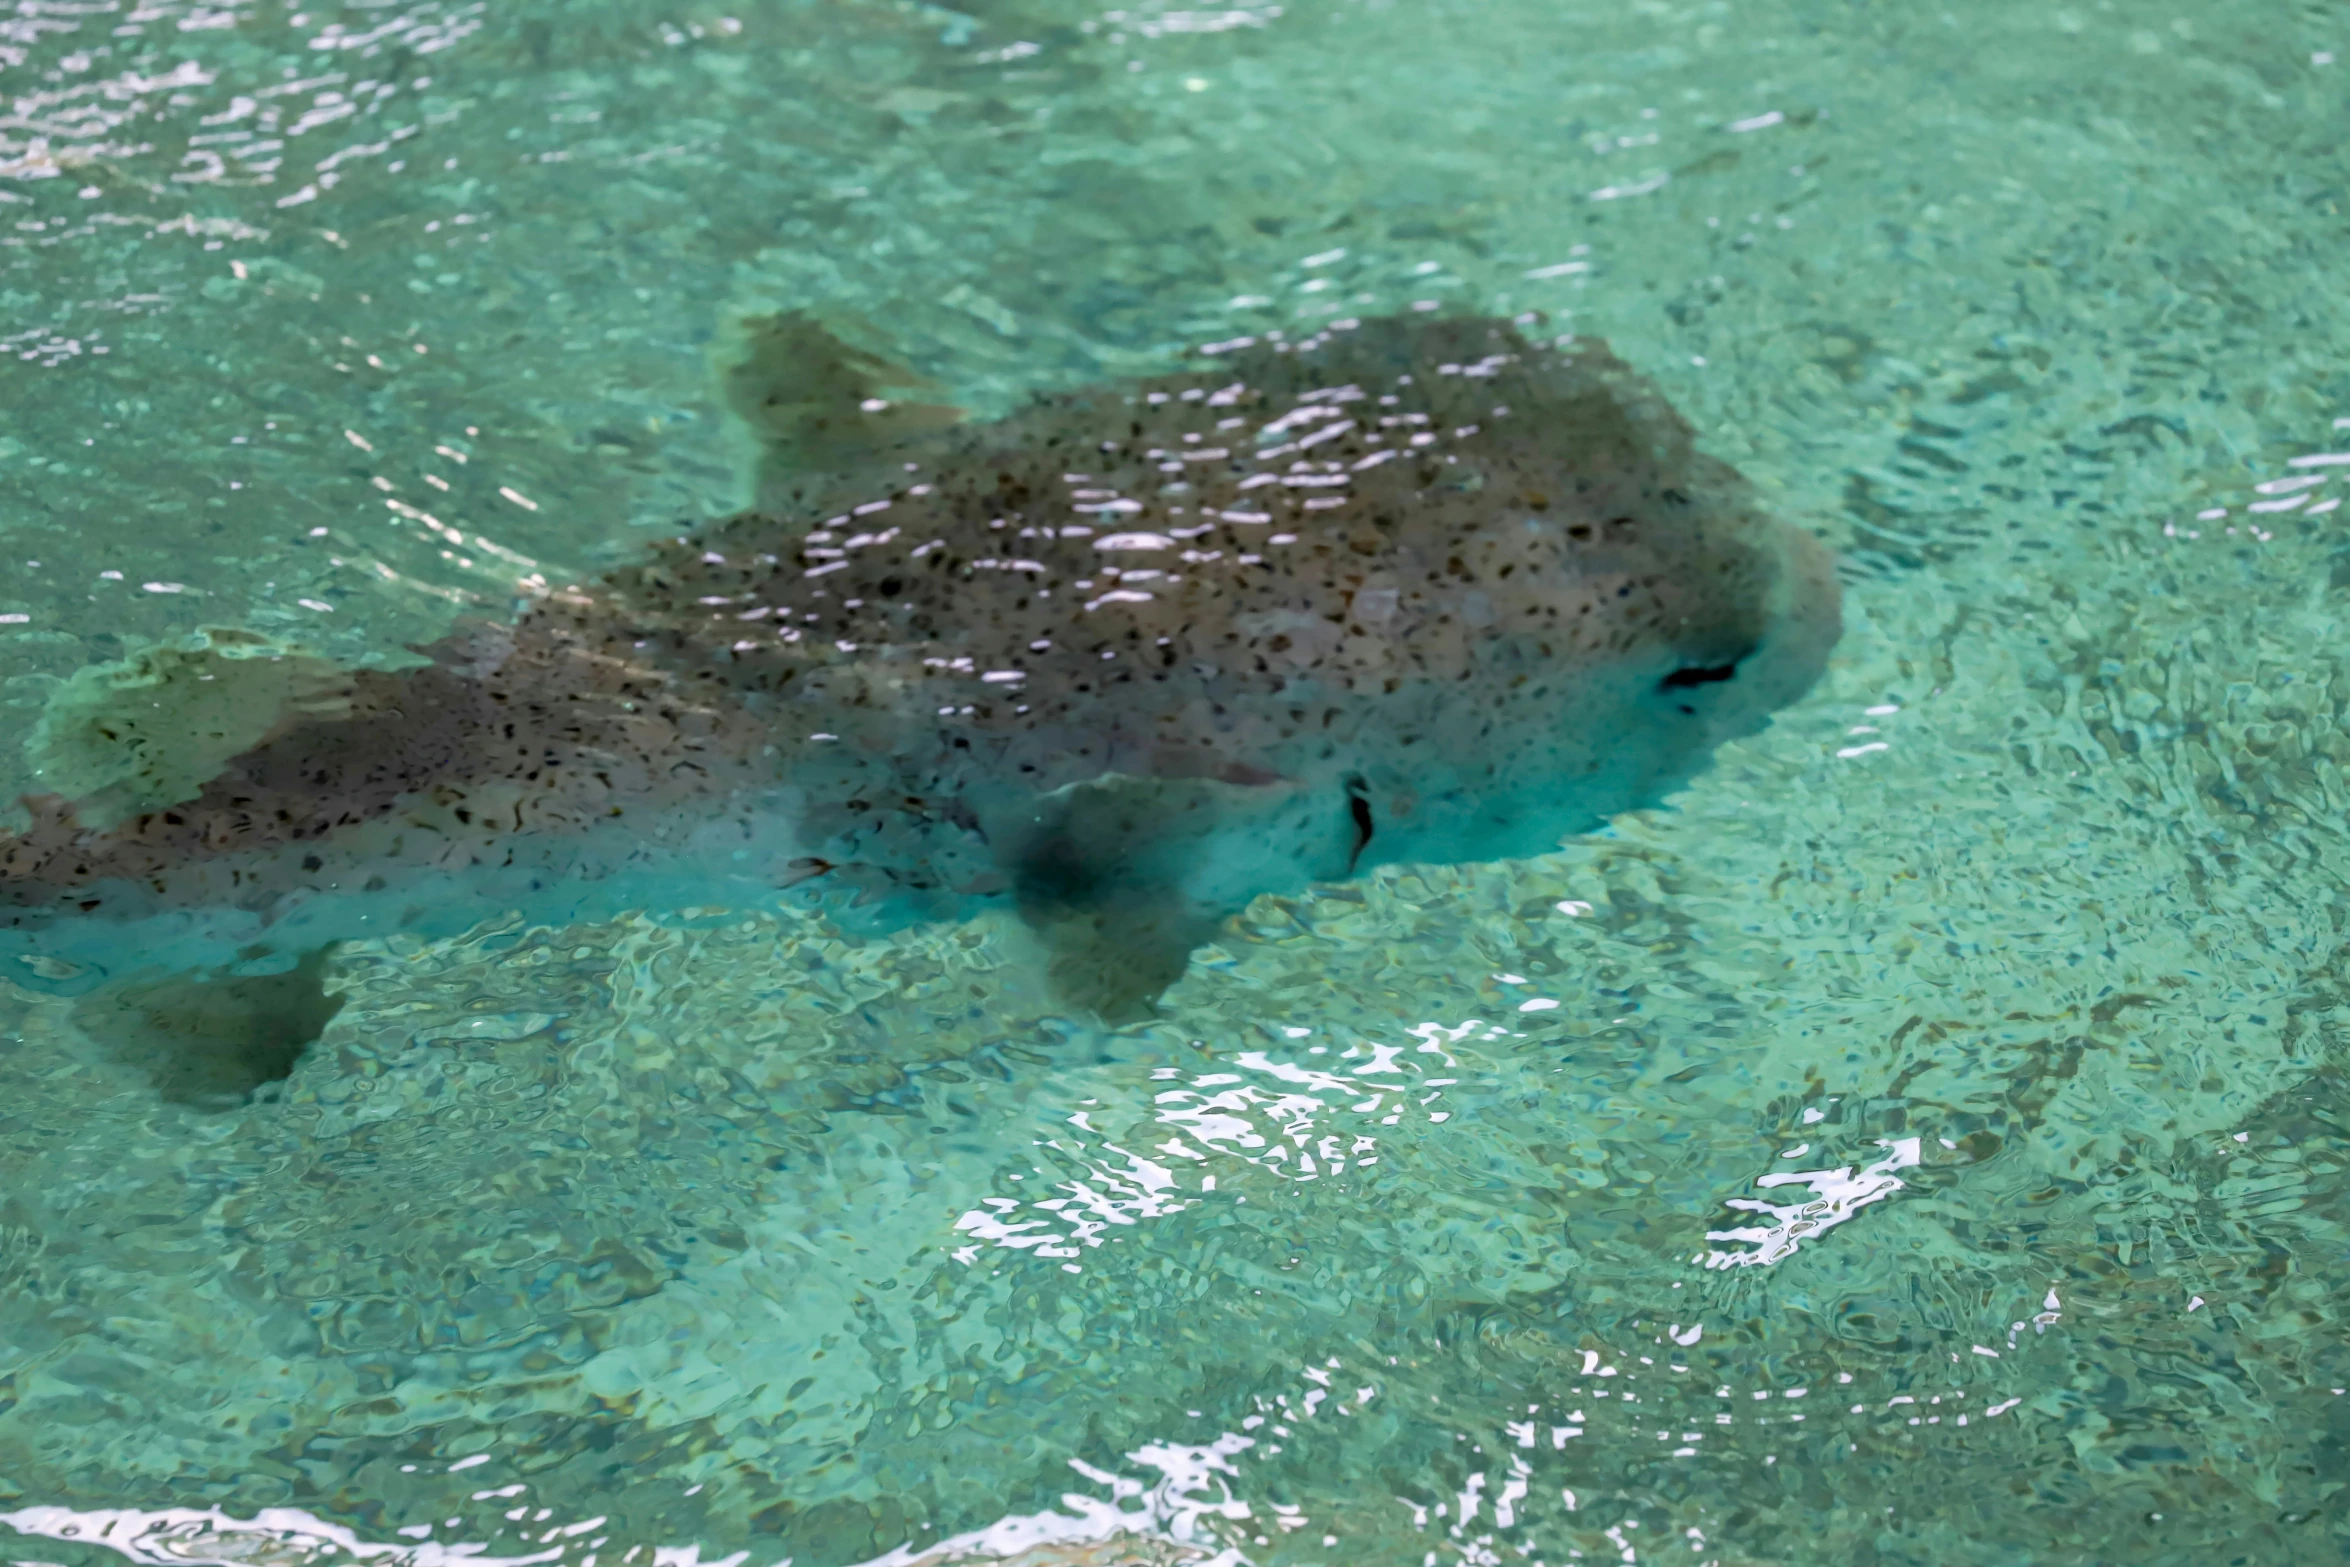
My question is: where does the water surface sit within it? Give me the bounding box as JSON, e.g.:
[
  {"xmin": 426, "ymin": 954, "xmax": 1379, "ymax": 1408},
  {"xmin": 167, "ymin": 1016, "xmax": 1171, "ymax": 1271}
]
[{"xmin": 4, "ymin": 0, "xmax": 2350, "ymax": 1563}]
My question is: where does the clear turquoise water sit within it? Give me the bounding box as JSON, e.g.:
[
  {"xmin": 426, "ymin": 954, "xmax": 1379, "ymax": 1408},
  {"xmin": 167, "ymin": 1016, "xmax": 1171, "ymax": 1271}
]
[{"xmin": 5, "ymin": 0, "xmax": 2350, "ymax": 1563}]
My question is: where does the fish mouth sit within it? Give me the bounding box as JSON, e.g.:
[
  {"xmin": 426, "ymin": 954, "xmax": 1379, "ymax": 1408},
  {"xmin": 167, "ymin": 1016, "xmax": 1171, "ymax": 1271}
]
[
  {"xmin": 1660, "ymin": 655, "xmax": 1751, "ymax": 692},
  {"xmin": 1658, "ymin": 647, "xmax": 1758, "ymax": 717},
  {"xmin": 1659, "ymin": 526, "xmax": 1843, "ymax": 720}
]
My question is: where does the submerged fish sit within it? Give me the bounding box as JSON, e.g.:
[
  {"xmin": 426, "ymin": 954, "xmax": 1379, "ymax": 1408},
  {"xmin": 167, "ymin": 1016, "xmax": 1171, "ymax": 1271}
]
[{"xmin": 0, "ymin": 314, "xmax": 1839, "ymax": 1018}]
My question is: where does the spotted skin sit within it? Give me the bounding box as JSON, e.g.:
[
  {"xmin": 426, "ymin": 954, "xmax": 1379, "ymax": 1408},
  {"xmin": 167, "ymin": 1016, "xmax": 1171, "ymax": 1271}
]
[{"xmin": 0, "ymin": 316, "xmax": 1839, "ymax": 1011}]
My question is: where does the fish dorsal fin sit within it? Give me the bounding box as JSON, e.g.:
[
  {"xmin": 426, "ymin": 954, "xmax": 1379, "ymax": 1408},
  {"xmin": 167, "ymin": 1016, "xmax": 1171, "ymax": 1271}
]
[{"xmin": 718, "ymin": 310, "xmax": 962, "ymax": 506}]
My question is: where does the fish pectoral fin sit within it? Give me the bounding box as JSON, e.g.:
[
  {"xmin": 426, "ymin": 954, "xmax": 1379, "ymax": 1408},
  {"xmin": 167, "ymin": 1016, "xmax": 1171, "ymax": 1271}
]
[
  {"xmin": 1004, "ymin": 771, "xmax": 1364, "ymax": 1017},
  {"xmin": 1023, "ymin": 887, "xmax": 1214, "ymax": 1024}
]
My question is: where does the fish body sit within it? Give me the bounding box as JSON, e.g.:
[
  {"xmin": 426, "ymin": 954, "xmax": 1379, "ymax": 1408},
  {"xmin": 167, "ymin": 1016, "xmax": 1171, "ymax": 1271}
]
[{"xmin": 0, "ymin": 315, "xmax": 1838, "ymax": 1012}]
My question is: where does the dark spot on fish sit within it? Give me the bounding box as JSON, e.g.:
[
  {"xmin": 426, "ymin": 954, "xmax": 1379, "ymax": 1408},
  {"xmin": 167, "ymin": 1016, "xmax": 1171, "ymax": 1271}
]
[
  {"xmin": 1345, "ymin": 774, "xmax": 1375, "ymax": 871},
  {"xmin": 776, "ymin": 857, "xmax": 834, "ymax": 889}
]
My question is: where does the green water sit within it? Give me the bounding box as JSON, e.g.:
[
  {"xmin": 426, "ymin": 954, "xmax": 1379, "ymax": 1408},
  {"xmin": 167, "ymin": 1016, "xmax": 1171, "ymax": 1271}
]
[{"xmin": 4, "ymin": 0, "xmax": 2350, "ymax": 1562}]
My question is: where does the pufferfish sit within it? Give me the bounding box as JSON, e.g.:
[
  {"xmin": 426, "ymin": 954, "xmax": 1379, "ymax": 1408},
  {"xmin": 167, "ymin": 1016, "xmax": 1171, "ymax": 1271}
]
[{"xmin": 0, "ymin": 313, "xmax": 1839, "ymax": 1022}]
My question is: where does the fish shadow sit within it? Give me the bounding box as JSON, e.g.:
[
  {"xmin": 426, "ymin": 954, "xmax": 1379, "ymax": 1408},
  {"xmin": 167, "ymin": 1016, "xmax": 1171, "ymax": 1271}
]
[{"xmin": 69, "ymin": 946, "xmax": 345, "ymax": 1111}]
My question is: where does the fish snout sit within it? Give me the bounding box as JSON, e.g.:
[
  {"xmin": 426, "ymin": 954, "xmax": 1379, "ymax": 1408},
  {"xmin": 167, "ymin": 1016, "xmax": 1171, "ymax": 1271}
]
[{"xmin": 1657, "ymin": 524, "xmax": 1841, "ymax": 729}]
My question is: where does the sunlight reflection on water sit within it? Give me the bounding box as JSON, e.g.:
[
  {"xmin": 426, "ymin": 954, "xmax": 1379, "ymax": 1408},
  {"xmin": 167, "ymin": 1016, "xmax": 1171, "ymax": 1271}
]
[{"xmin": 9, "ymin": 0, "xmax": 2350, "ymax": 1561}]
